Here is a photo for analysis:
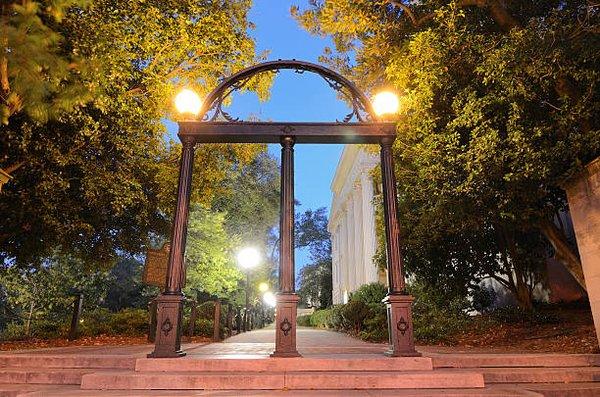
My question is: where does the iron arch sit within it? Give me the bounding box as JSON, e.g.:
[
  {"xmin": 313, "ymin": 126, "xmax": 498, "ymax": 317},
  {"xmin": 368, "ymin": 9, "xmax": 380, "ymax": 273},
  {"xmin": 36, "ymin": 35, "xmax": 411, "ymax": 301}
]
[{"xmin": 198, "ymin": 59, "xmax": 376, "ymax": 123}]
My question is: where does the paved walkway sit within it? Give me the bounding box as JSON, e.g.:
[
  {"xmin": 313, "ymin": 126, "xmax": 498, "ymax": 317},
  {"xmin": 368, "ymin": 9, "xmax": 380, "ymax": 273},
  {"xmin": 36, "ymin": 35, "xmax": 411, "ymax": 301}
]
[{"xmin": 184, "ymin": 326, "xmax": 387, "ymax": 358}]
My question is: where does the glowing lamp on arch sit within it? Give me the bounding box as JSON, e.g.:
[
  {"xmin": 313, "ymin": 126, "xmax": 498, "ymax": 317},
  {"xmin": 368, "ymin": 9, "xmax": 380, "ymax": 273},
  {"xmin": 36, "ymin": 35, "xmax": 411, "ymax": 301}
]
[
  {"xmin": 372, "ymin": 91, "xmax": 400, "ymax": 117},
  {"xmin": 174, "ymin": 89, "xmax": 202, "ymax": 116}
]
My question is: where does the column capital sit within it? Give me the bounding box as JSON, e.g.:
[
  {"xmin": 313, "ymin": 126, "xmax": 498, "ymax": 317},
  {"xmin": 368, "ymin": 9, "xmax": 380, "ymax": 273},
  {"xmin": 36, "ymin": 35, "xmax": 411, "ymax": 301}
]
[{"xmin": 179, "ymin": 134, "xmax": 197, "ymax": 147}]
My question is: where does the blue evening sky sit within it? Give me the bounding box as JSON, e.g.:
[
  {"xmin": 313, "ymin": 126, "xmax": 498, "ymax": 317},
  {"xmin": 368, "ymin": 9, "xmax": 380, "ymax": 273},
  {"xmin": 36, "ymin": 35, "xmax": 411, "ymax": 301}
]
[{"xmin": 168, "ymin": 1, "xmax": 349, "ymax": 272}]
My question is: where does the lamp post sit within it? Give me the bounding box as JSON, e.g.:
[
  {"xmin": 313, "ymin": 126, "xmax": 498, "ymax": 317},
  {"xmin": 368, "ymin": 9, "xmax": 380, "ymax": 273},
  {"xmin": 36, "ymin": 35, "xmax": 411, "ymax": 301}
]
[
  {"xmin": 237, "ymin": 247, "xmax": 260, "ymax": 332},
  {"xmin": 148, "ymin": 88, "xmax": 202, "ymax": 358}
]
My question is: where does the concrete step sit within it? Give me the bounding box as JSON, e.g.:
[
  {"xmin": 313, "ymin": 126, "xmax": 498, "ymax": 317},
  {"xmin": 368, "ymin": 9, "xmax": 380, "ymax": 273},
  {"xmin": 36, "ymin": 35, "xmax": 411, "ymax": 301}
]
[
  {"xmin": 431, "ymin": 354, "xmax": 600, "ymax": 369},
  {"xmin": 80, "ymin": 369, "xmax": 485, "ymax": 390},
  {"xmin": 472, "ymin": 367, "xmax": 600, "ymax": 383},
  {"xmin": 0, "ymin": 355, "xmax": 136, "ymax": 370},
  {"xmin": 135, "ymin": 357, "xmax": 433, "ymax": 372},
  {"xmin": 0, "ymin": 368, "xmax": 105, "ymax": 385}
]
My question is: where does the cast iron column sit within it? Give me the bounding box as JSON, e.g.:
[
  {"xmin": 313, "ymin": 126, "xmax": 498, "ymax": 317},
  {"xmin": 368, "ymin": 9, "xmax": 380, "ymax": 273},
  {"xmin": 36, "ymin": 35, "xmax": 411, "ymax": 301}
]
[
  {"xmin": 272, "ymin": 136, "xmax": 301, "ymax": 357},
  {"xmin": 380, "ymin": 137, "xmax": 420, "ymax": 357},
  {"xmin": 149, "ymin": 134, "xmax": 196, "ymax": 358}
]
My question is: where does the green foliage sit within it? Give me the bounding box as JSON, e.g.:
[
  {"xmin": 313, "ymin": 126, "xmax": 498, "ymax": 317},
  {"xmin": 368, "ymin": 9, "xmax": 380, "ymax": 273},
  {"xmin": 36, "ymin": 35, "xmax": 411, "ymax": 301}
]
[
  {"xmin": 350, "ymin": 283, "xmax": 387, "ymax": 305},
  {"xmin": 184, "ymin": 206, "xmax": 243, "ymax": 298},
  {"xmin": 1, "ymin": 0, "xmax": 95, "ymax": 124},
  {"xmin": 294, "ymin": 0, "xmax": 600, "ymax": 309},
  {"xmin": 409, "ymin": 282, "xmax": 472, "ymax": 344},
  {"xmin": 1, "ymin": 0, "xmax": 266, "ymax": 268},
  {"xmin": 296, "ymin": 207, "xmax": 333, "ymax": 308},
  {"xmin": 297, "ymin": 314, "xmax": 312, "ymax": 326}
]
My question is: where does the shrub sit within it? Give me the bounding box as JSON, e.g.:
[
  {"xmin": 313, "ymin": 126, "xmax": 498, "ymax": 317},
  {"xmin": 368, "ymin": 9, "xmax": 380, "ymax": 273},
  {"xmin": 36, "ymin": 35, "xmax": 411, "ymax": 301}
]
[
  {"xmin": 340, "ymin": 300, "xmax": 370, "ymax": 333},
  {"xmin": 351, "ymin": 283, "xmax": 387, "ymax": 306},
  {"xmin": 194, "ymin": 318, "xmax": 214, "ymax": 336},
  {"xmin": 309, "ymin": 308, "xmax": 333, "ymax": 328},
  {"xmin": 297, "ymin": 315, "xmax": 311, "ymax": 327},
  {"xmin": 107, "ymin": 309, "xmax": 148, "ymax": 336}
]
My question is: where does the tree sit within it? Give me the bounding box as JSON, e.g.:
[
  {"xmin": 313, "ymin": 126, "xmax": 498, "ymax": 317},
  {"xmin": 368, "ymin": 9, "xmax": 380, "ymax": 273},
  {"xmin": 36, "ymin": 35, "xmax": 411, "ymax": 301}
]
[
  {"xmin": 184, "ymin": 205, "xmax": 243, "ymax": 298},
  {"xmin": 296, "ymin": 207, "xmax": 333, "ymax": 308},
  {"xmin": 1, "ymin": 0, "xmax": 94, "ymax": 125},
  {"xmin": 294, "ymin": 1, "xmax": 600, "ymax": 308},
  {"xmin": 104, "ymin": 257, "xmax": 158, "ymax": 312},
  {"xmin": 1, "ymin": 0, "xmax": 266, "ymax": 268},
  {"xmin": 0, "ymin": 254, "xmax": 109, "ymax": 334}
]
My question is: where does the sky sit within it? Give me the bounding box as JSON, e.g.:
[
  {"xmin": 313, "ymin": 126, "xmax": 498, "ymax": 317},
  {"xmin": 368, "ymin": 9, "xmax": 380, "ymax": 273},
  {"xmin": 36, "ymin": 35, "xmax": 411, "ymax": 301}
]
[{"xmin": 168, "ymin": 1, "xmax": 350, "ymax": 271}]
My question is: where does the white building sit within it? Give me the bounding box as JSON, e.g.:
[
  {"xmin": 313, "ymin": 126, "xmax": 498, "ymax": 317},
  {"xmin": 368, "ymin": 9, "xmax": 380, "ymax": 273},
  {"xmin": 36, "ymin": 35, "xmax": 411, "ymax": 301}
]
[{"xmin": 328, "ymin": 145, "xmax": 387, "ymax": 304}]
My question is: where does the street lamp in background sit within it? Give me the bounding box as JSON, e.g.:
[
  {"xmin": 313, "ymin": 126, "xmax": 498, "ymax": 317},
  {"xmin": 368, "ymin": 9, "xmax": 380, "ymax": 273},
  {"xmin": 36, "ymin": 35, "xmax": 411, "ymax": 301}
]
[{"xmin": 237, "ymin": 247, "xmax": 261, "ymax": 332}]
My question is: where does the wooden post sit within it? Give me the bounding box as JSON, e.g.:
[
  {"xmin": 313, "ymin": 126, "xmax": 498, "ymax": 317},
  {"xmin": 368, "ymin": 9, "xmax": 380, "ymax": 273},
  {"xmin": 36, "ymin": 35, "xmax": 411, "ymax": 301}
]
[
  {"xmin": 67, "ymin": 293, "xmax": 83, "ymax": 341},
  {"xmin": 272, "ymin": 136, "xmax": 301, "ymax": 357},
  {"xmin": 226, "ymin": 303, "xmax": 234, "ymax": 337},
  {"xmin": 147, "ymin": 299, "xmax": 158, "ymax": 343},
  {"xmin": 213, "ymin": 300, "xmax": 221, "ymax": 342},
  {"xmin": 380, "ymin": 138, "xmax": 419, "ymax": 357},
  {"xmin": 187, "ymin": 301, "xmax": 198, "ymax": 340},
  {"xmin": 149, "ymin": 135, "xmax": 196, "ymax": 358}
]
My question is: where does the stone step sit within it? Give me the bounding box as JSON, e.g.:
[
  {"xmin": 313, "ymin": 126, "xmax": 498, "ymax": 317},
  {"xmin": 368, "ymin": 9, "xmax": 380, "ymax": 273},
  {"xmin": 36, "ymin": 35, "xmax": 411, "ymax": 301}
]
[
  {"xmin": 0, "ymin": 384, "xmax": 78, "ymax": 397},
  {"xmin": 80, "ymin": 370, "xmax": 485, "ymax": 390},
  {"xmin": 520, "ymin": 382, "xmax": 600, "ymax": 397},
  {"xmin": 0, "ymin": 368, "xmax": 104, "ymax": 385},
  {"xmin": 135, "ymin": 357, "xmax": 433, "ymax": 372},
  {"xmin": 0, "ymin": 355, "xmax": 136, "ymax": 370},
  {"xmin": 15, "ymin": 385, "xmax": 542, "ymax": 396},
  {"xmin": 431, "ymin": 354, "xmax": 600, "ymax": 369},
  {"xmin": 471, "ymin": 367, "xmax": 600, "ymax": 383}
]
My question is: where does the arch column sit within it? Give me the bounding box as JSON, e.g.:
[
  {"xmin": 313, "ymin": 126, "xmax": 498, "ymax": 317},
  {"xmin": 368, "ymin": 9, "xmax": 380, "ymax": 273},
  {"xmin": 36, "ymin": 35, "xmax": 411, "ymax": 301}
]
[
  {"xmin": 272, "ymin": 136, "xmax": 301, "ymax": 357},
  {"xmin": 148, "ymin": 135, "xmax": 196, "ymax": 358},
  {"xmin": 380, "ymin": 138, "xmax": 420, "ymax": 357}
]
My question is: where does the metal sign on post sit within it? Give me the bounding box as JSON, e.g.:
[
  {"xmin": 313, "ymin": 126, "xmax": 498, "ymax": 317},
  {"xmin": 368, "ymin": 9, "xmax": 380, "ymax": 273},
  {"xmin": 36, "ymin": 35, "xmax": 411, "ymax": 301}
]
[{"xmin": 143, "ymin": 243, "xmax": 171, "ymax": 287}]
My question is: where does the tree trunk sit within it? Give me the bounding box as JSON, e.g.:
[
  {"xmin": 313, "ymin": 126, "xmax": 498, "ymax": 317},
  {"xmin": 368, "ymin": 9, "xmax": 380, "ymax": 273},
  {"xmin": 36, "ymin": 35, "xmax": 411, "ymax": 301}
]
[
  {"xmin": 25, "ymin": 301, "xmax": 34, "ymax": 337},
  {"xmin": 538, "ymin": 218, "xmax": 587, "ymax": 291},
  {"xmin": 514, "ymin": 278, "xmax": 533, "ymax": 310}
]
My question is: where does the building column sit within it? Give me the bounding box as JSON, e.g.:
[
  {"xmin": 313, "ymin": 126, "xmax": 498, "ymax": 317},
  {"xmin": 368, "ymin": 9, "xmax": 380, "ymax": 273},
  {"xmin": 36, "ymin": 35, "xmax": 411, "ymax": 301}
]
[
  {"xmin": 149, "ymin": 135, "xmax": 196, "ymax": 358},
  {"xmin": 361, "ymin": 173, "xmax": 378, "ymax": 284},
  {"xmin": 352, "ymin": 184, "xmax": 364, "ymax": 287},
  {"xmin": 564, "ymin": 157, "xmax": 600, "ymax": 347},
  {"xmin": 272, "ymin": 136, "xmax": 301, "ymax": 357},
  {"xmin": 339, "ymin": 208, "xmax": 349, "ymax": 302},
  {"xmin": 345, "ymin": 200, "xmax": 356, "ymax": 291},
  {"xmin": 380, "ymin": 138, "xmax": 420, "ymax": 357}
]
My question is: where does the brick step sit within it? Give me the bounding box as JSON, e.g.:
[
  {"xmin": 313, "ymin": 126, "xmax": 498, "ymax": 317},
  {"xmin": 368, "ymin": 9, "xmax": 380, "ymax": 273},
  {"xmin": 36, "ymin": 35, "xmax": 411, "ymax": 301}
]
[
  {"xmin": 461, "ymin": 367, "xmax": 600, "ymax": 383},
  {"xmin": 135, "ymin": 357, "xmax": 433, "ymax": 372},
  {"xmin": 0, "ymin": 368, "xmax": 111, "ymax": 385},
  {"xmin": 15, "ymin": 385, "xmax": 542, "ymax": 396},
  {"xmin": 431, "ymin": 354, "xmax": 600, "ymax": 369},
  {"xmin": 80, "ymin": 370, "xmax": 485, "ymax": 390},
  {"xmin": 0, "ymin": 355, "xmax": 136, "ymax": 370}
]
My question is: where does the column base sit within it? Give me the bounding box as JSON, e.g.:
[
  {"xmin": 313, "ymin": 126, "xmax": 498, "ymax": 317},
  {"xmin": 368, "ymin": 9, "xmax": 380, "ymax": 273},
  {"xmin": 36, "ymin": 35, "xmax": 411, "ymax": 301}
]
[
  {"xmin": 148, "ymin": 293, "xmax": 186, "ymax": 358},
  {"xmin": 271, "ymin": 293, "xmax": 301, "ymax": 358},
  {"xmin": 382, "ymin": 294, "xmax": 421, "ymax": 357}
]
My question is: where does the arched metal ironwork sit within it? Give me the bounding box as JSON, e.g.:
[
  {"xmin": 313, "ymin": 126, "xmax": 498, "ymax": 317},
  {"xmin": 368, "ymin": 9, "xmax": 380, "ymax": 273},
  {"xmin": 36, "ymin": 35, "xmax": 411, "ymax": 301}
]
[
  {"xmin": 198, "ymin": 59, "xmax": 377, "ymax": 123},
  {"xmin": 150, "ymin": 59, "xmax": 418, "ymax": 360}
]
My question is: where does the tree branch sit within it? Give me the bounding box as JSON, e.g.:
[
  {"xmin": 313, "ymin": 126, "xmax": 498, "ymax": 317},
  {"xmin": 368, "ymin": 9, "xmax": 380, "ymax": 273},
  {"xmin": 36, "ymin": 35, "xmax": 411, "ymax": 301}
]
[{"xmin": 387, "ymin": 0, "xmax": 434, "ymax": 27}]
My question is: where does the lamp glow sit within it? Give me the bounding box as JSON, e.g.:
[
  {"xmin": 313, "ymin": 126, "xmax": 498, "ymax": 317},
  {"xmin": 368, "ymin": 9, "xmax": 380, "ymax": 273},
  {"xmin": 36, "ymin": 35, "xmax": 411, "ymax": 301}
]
[
  {"xmin": 258, "ymin": 282, "xmax": 269, "ymax": 292},
  {"xmin": 372, "ymin": 91, "xmax": 399, "ymax": 116},
  {"xmin": 237, "ymin": 247, "xmax": 261, "ymax": 270},
  {"xmin": 174, "ymin": 89, "xmax": 202, "ymax": 116},
  {"xmin": 263, "ymin": 291, "xmax": 276, "ymax": 308}
]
